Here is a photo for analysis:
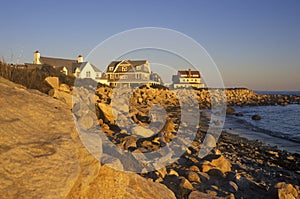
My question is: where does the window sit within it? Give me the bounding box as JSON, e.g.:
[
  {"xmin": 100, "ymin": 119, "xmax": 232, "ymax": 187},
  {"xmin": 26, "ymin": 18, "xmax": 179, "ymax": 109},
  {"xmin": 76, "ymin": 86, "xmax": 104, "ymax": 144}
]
[
  {"xmin": 136, "ymin": 73, "xmax": 141, "ymax": 79},
  {"xmin": 120, "ymin": 75, "xmax": 127, "ymax": 79},
  {"xmin": 109, "ymin": 66, "xmax": 114, "ymax": 71},
  {"xmin": 86, "ymin": 71, "xmax": 91, "ymax": 78},
  {"xmin": 110, "ymin": 74, "xmax": 114, "ymax": 79},
  {"xmin": 136, "ymin": 65, "xmax": 141, "ymax": 70},
  {"xmin": 115, "ymin": 74, "xmax": 119, "ymax": 78},
  {"xmin": 122, "ymin": 66, "xmax": 127, "ymax": 71}
]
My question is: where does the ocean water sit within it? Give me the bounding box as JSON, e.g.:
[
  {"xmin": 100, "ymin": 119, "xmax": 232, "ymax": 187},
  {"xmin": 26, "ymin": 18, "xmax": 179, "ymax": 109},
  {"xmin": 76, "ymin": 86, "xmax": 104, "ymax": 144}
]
[
  {"xmin": 255, "ymin": 90, "xmax": 300, "ymax": 96},
  {"xmin": 224, "ymin": 91, "xmax": 300, "ymax": 154}
]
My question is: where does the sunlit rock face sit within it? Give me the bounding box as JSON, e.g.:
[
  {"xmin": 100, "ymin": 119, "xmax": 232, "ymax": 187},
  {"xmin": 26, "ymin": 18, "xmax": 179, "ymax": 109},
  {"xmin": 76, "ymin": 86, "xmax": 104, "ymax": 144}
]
[{"xmin": 0, "ymin": 77, "xmax": 176, "ymax": 199}]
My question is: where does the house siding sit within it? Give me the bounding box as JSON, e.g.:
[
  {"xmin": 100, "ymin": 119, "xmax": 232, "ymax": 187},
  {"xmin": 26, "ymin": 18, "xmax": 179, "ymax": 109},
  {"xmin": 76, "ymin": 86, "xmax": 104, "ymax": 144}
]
[
  {"xmin": 172, "ymin": 69, "xmax": 204, "ymax": 88},
  {"xmin": 104, "ymin": 60, "xmax": 158, "ymax": 87},
  {"xmin": 78, "ymin": 63, "xmax": 102, "ymax": 80}
]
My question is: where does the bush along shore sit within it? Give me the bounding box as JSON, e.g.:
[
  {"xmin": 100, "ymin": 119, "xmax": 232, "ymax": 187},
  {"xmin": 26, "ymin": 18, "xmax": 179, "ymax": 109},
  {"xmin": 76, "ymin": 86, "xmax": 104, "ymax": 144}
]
[{"xmin": 71, "ymin": 83, "xmax": 300, "ymax": 199}]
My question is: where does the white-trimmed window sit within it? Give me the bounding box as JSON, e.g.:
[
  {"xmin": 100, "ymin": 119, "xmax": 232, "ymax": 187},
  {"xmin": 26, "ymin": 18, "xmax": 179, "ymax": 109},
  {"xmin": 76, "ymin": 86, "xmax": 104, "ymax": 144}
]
[
  {"xmin": 122, "ymin": 66, "xmax": 127, "ymax": 71},
  {"xmin": 86, "ymin": 71, "xmax": 91, "ymax": 78},
  {"xmin": 136, "ymin": 73, "xmax": 141, "ymax": 79},
  {"xmin": 109, "ymin": 66, "xmax": 114, "ymax": 71},
  {"xmin": 136, "ymin": 65, "xmax": 141, "ymax": 70}
]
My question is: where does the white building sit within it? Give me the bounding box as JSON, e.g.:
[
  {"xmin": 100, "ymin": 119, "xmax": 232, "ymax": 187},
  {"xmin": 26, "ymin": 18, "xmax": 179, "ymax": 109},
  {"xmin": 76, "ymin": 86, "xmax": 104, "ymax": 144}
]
[
  {"xmin": 172, "ymin": 69, "xmax": 205, "ymax": 88},
  {"xmin": 28, "ymin": 51, "xmax": 103, "ymax": 82},
  {"xmin": 74, "ymin": 62, "xmax": 102, "ymax": 80}
]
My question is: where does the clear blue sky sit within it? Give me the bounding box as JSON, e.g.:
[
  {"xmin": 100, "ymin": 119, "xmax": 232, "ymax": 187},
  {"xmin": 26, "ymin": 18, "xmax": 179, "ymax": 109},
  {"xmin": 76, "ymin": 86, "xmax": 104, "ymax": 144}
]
[{"xmin": 0, "ymin": 0, "xmax": 299, "ymax": 90}]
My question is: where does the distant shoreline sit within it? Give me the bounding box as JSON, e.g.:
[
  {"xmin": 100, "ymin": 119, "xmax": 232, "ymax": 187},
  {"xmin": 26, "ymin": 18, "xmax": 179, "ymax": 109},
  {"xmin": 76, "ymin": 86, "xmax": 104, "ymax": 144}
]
[{"xmin": 255, "ymin": 90, "xmax": 300, "ymax": 96}]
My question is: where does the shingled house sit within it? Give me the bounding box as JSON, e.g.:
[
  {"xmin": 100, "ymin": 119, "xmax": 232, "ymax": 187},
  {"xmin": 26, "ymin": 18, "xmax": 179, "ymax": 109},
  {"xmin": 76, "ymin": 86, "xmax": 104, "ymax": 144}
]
[
  {"xmin": 103, "ymin": 60, "xmax": 161, "ymax": 87},
  {"xmin": 25, "ymin": 51, "xmax": 102, "ymax": 80},
  {"xmin": 172, "ymin": 69, "xmax": 204, "ymax": 88}
]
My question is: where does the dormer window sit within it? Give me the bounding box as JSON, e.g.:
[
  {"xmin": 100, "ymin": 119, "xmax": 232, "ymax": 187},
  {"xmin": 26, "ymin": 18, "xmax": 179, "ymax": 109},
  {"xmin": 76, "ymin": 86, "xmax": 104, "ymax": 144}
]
[
  {"xmin": 136, "ymin": 65, "xmax": 141, "ymax": 70},
  {"xmin": 122, "ymin": 66, "xmax": 127, "ymax": 71},
  {"xmin": 109, "ymin": 66, "xmax": 114, "ymax": 71}
]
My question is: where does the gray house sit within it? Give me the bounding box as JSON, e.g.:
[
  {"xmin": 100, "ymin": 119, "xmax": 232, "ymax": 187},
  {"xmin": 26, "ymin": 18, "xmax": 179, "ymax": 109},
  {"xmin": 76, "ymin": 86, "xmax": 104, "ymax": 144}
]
[{"xmin": 103, "ymin": 60, "xmax": 161, "ymax": 87}]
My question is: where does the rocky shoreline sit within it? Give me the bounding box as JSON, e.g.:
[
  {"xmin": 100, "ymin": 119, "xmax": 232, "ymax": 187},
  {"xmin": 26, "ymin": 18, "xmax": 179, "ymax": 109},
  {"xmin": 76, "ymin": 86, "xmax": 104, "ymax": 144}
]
[
  {"xmin": 2, "ymin": 76, "xmax": 298, "ymax": 199},
  {"xmin": 72, "ymin": 84, "xmax": 299, "ymax": 199},
  {"xmin": 142, "ymin": 119, "xmax": 300, "ymax": 198},
  {"xmin": 49, "ymin": 77, "xmax": 300, "ymax": 111}
]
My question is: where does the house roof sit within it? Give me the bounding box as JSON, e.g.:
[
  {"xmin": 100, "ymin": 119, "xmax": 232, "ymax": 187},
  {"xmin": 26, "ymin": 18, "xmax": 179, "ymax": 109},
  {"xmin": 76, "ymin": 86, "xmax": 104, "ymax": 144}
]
[
  {"xmin": 72, "ymin": 62, "xmax": 101, "ymax": 73},
  {"xmin": 40, "ymin": 56, "xmax": 77, "ymax": 72},
  {"xmin": 106, "ymin": 60, "xmax": 148, "ymax": 72},
  {"xmin": 90, "ymin": 64, "xmax": 101, "ymax": 72},
  {"xmin": 178, "ymin": 70, "xmax": 200, "ymax": 78},
  {"xmin": 71, "ymin": 62, "xmax": 84, "ymax": 73}
]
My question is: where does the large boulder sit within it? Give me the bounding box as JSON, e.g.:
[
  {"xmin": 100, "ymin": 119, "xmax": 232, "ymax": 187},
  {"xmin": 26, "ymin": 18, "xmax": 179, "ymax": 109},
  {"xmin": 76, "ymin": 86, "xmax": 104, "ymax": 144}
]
[
  {"xmin": 97, "ymin": 103, "xmax": 115, "ymax": 124},
  {"xmin": 0, "ymin": 77, "xmax": 176, "ymax": 199},
  {"xmin": 59, "ymin": 83, "xmax": 71, "ymax": 93},
  {"xmin": 274, "ymin": 182, "xmax": 298, "ymax": 199},
  {"xmin": 210, "ymin": 155, "xmax": 232, "ymax": 173},
  {"xmin": 252, "ymin": 114, "xmax": 261, "ymax": 120},
  {"xmin": 0, "ymin": 77, "xmax": 80, "ymax": 198},
  {"xmin": 131, "ymin": 126, "xmax": 156, "ymax": 137},
  {"xmin": 45, "ymin": 76, "xmax": 59, "ymax": 89},
  {"xmin": 72, "ymin": 165, "xmax": 176, "ymax": 199},
  {"xmin": 226, "ymin": 106, "xmax": 236, "ymax": 115},
  {"xmin": 49, "ymin": 88, "xmax": 73, "ymax": 109},
  {"xmin": 201, "ymin": 155, "xmax": 232, "ymax": 174},
  {"xmin": 188, "ymin": 191, "xmax": 223, "ymax": 199}
]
